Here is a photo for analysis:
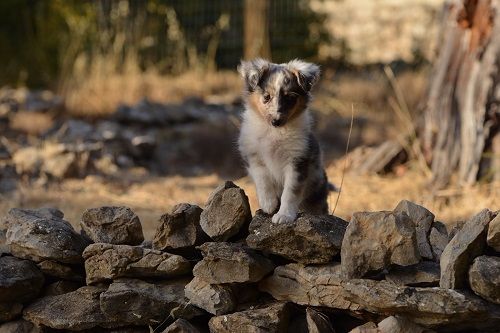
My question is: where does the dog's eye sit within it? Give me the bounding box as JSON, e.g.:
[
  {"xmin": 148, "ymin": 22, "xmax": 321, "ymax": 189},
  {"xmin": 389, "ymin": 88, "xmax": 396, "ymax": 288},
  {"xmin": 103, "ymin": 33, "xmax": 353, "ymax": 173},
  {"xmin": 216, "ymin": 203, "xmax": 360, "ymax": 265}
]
[
  {"xmin": 284, "ymin": 94, "xmax": 297, "ymax": 104},
  {"xmin": 263, "ymin": 93, "xmax": 271, "ymax": 103}
]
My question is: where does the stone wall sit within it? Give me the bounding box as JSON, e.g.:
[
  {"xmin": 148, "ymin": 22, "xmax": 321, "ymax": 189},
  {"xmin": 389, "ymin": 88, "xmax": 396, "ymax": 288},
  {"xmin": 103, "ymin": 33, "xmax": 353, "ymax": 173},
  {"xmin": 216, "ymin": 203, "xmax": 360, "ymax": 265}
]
[
  {"xmin": 310, "ymin": 0, "xmax": 446, "ymax": 64},
  {"xmin": 1, "ymin": 181, "xmax": 500, "ymax": 332}
]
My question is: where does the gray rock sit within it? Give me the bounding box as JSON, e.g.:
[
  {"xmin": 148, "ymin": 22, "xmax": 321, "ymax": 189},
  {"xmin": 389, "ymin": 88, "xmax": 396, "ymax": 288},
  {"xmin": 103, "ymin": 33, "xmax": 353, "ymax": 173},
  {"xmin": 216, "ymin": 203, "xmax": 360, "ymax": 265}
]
[
  {"xmin": 348, "ymin": 322, "xmax": 378, "ymax": 333},
  {"xmin": 100, "ymin": 278, "xmax": 193, "ymax": 326},
  {"xmin": 208, "ymin": 302, "xmax": 290, "ymax": 333},
  {"xmin": 200, "ymin": 181, "xmax": 252, "ymax": 241},
  {"xmin": 23, "ymin": 286, "xmax": 121, "ymax": 331},
  {"xmin": 341, "ymin": 211, "xmax": 420, "ymax": 278},
  {"xmin": 487, "ymin": 214, "xmax": 500, "ymax": 251},
  {"xmin": 162, "ymin": 319, "xmax": 200, "ymax": 333},
  {"xmin": 37, "ymin": 260, "xmax": 84, "ymax": 282},
  {"xmin": 260, "ymin": 263, "xmax": 500, "ymax": 331},
  {"xmin": 385, "ymin": 261, "xmax": 440, "ymax": 287},
  {"xmin": 429, "ymin": 221, "xmax": 448, "ymax": 261},
  {"xmin": 80, "ymin": 206, "xmax": 144, "ymax": 245},
  {"xmin": 259, "ymin": 263, "xmax": 361, "ymax": 312},
  {"xmin": 394, "ymin": 201, "xmax": 434, "ymax": 261},
  {"xmin": 0, "ymin": 319, "xmax": 40, "ymax": 333},
  {"xmin": 0, "ymin": 230, "xmax": 9, "ymax": 255},
  {"xmin": 247, "ymin": 211, "xmax": 347, "ymax": 264},
  {"xmin": 469, "ymin": 255, "xmax": 500, "ymax": 304},
  {"xmin": 83, "ymin": 243, "xmax": 191, "ymax": 284},
  {"xmin": 43, "ymin": 280, "xmax": 81, "ymax": 296},
  {"xmin": 5, "ymin": 208, "xmax": 88, "ymax": 264},
  {"xmin": 0, "ymin": 256, "xmax": 44, "ymax": 303},
  {"xmin": 0, "ymin": 303, "xmax": 22, "ymax": 323},
  {"xmin": 306, "ymin": 308, "xmax": 334, "ymax": 333},
  {"xmin": 152, "ymin": 203, "xmax": 206, "ymax": 251},
  {"xmin": 440, "ymin": 209, "xmax": 495, "ymax": 289},
  {"xmin": 377, "ymin": 316, "xmax": 429, "ymax": 333},
  {"xmin": 193, "ymin": 242, "xmax": 274, "ymax": 284},
  {"xmin": 184, "ymin": 277, "xmax": 236, "ymax": 315}
]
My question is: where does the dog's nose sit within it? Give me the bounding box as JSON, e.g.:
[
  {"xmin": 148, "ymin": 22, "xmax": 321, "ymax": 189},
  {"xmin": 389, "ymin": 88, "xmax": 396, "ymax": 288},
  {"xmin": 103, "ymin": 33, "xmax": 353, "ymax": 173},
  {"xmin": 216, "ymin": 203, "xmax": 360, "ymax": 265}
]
[{"xmin": 271, "ymin": 119, "xmax": 283, "ymax": 127}]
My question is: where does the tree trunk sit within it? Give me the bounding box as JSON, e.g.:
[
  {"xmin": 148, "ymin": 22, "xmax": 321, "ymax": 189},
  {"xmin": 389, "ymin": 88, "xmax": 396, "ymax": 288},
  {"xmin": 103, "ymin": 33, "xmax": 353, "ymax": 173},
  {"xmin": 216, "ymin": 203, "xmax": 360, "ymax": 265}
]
[
  {"xmin": 422, "ymin": 0, "xmax": 500, "ymax": 188},
  {"xmin": 243, "ymin": 0, "xmax": 271, "ymax": 60}
]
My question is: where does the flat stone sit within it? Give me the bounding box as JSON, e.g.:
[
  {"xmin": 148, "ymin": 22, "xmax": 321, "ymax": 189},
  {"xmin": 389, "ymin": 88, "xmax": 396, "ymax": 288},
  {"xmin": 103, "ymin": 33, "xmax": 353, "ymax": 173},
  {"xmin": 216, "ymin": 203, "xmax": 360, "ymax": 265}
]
[
  {"xmin": 0, "ymin": 303, "xmax": 22, "ymax": 323},
  {"xmin": 259, "ymin": 263, "xmax": 361, "ymax": 312},
  {"xmin": 152, "ymin": 203, "xmax": 206, "ymax": 251},
  {"xmin": 306, "ymin": 308, "xmax": 335, "ymax": 333},
  {"xmin": 487, "ymin": 214, "xmax": 500, "ymax": 251},
  {"xmin": 440, "ymin": 209, "xmax": 495, "ymax": 289},
  {"xmin": 200, "ymin": 181, "xmax": 252, "ymax": 241},
  {"xmin": 5, "ymin": 208, "xmax": 88, "ymax": 264},
  {"xmin": 184, "ymin": 277, "xmax": 236, "ymax": 315},
  {"xmin": 0, "ymin": 256, "xmax": 44, "ymax": 303},
  {"xmin": 83, "ymin": 243, "xmax": 191, "ymax": 284},
  {"xmin": 23, "ymin": 286, "xmax": 121, "ymax": 331},
  {"xmin": 260, "ymin": 263, "xmax": 500, "ymax": 331},
  {"xmin": 100, "ymin": 278, "xmax": 193, "ymax": 326},
  {"xmin": 162, "ymin": 319, "xmax": 201, "ymax": 333},
  {"xmin": 0, "ymin": 319, "xmax": 40, "ymax": 333},
  {"xmin": 247, "ymin": 211, "xmax": 347, "ymax": 264},
  {"xmin": 469, "ymin": 255, "xmax": 500, "ymax": 304},
  {"xmin": 385, "ymin": 261, "xmax": 440, "ymax": 287},
  {"xmin": 80, "ymin": 206, "xmax": 144, "ymax": 245},
  {"xmin": 208, "ymin": 302, "xmax": 290, "ymax": 333},
  {"xmin": 341, "ymin": 211, "xmax": 420, "ymax": 278},
  {"xmin": 193, "ymin": 242, "xmax": 274, "ymax": 284},
  {"xmin": 429, "ymin": 221, "xmax": 448, "ymax": 261},
  {"xmin": 394, "ymin": 200, "xmax": 434, "ymax": 260},
  {"xmin": 377, "ymin": 316, "xmax": 428, "ymax": 333},
  {"xmin": 37, "ymin": 260, "xmax": 84, "ymax": 282}
]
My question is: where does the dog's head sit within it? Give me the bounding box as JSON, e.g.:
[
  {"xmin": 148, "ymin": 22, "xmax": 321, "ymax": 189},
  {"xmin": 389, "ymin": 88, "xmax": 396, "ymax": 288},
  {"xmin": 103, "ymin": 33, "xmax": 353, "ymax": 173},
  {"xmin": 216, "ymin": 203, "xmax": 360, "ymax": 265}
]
[{"xmin": 238, "ymin": 58, "xmax": 320, "ymax": 127}]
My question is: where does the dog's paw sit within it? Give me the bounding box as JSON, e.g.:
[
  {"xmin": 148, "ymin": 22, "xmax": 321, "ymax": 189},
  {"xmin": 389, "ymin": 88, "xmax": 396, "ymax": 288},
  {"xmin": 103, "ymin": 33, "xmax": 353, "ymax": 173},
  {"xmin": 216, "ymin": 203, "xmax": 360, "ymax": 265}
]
[{"xmin": 272, "ymin": 212, "xmax": 296, "ymax": 224}]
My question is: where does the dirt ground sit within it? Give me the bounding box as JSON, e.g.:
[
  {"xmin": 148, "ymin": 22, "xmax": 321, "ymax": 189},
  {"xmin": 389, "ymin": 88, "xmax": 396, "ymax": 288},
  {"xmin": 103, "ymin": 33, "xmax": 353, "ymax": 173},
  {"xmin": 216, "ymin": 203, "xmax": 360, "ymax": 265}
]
[{"xmin": 2, "ymin": 161, "xmax": 497, "ymax": 240}]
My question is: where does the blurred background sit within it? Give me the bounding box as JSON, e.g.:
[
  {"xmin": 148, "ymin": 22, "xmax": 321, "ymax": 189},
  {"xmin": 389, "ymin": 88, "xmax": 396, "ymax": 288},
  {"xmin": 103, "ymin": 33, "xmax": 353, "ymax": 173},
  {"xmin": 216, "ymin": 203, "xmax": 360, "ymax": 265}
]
[{"xmin": 0, "ymin": 0, "xmax": 498, "ymax": 237}]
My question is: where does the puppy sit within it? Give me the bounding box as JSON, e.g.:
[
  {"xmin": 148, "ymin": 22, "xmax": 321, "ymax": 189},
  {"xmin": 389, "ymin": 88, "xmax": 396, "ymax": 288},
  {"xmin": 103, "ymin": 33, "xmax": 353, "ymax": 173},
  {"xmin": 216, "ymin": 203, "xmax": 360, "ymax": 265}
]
[{"xmin": 238, "ymin": 58, "xmax": 329, "ymax": 223}]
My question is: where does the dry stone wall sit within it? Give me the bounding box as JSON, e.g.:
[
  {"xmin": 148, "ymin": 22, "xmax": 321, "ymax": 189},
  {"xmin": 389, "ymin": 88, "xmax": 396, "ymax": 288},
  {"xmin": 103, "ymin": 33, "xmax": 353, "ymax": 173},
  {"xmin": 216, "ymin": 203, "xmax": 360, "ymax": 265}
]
[{"xmin": 1, "ymin": 180, "xmax": 500, "ymax": 332}]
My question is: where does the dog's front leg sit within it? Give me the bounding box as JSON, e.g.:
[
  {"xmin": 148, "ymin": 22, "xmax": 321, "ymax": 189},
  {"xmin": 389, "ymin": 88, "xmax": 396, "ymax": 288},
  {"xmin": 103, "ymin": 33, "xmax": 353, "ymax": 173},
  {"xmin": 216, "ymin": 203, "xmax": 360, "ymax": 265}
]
[
  {"xmin": 272, "ymin": 166, "xmax": 301, "ymax": 223},
  {"xmin": 248, "ymin": 163, "xmax": 279, "ymax": 214}
]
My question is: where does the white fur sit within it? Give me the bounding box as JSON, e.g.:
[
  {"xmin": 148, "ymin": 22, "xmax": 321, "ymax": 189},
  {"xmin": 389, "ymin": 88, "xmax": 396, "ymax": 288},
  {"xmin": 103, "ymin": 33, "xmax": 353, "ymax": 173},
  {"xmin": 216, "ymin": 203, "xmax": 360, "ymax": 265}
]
[{"xmin": 238, "ymin": 103, "xmax": 312, "ymax": 223}]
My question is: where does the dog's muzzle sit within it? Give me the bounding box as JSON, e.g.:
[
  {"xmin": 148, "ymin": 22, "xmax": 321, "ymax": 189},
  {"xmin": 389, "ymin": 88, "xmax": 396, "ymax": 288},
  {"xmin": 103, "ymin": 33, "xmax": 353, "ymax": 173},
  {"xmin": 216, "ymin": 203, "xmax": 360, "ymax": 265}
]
[{"xmin": 271, "ymin": 118, "xmax": 285, "ymax": 127}]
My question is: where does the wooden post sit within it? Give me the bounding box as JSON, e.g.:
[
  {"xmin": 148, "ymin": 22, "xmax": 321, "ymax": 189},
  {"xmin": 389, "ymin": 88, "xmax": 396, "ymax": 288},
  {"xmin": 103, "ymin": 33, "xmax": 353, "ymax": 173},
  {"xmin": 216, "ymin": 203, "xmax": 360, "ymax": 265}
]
[
  {"xmin": 243, "ymin": 0, "xmax": 271, "ymax": 60},
  {"xmin": 422, "ymin": 0, "xmax": 500, "ymax": 188}
]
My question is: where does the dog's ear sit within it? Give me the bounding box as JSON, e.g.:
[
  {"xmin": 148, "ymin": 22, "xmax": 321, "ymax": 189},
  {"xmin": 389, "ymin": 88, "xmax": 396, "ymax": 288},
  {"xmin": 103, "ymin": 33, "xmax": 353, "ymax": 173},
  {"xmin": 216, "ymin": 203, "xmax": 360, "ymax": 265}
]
[
  {"xmin": 238, "ymin": 58, "xmax": 270, "ymax": 91},
  {"xmin": 286, "ymin": 59, "xmax": 320, "ymax": 92}
]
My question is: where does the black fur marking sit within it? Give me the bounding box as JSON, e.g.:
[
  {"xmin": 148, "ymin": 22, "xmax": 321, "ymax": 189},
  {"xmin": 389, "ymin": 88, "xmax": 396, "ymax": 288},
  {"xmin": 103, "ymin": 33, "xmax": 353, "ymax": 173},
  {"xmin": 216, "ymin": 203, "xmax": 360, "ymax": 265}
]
[{"xmin": 294, "ymin": 134, "xmax": 320, "ymax": 183}]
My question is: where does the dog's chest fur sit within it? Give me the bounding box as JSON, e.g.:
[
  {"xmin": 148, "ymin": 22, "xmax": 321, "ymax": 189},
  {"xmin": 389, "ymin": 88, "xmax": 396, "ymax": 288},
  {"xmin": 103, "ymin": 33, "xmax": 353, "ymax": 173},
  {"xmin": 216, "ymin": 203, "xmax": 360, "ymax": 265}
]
[{"xmin": 239, "ymin": 110, "xmax": 309, "ymax": 184}]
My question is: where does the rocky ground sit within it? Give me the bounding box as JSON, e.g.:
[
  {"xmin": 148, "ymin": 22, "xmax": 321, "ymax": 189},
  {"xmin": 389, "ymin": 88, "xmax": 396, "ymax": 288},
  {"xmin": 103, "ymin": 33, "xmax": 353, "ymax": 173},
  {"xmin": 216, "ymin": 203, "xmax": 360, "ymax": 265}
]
[{"xmin": 1, "ymin": 180, "xmax": 500, "ymax": 332}]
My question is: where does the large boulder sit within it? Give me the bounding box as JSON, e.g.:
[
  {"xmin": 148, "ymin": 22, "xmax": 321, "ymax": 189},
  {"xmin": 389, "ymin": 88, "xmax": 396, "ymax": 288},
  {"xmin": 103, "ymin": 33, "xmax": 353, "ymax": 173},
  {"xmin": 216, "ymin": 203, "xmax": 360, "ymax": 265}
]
[
  {"xmin": 100, "ymin": 278, "xmax": 194, "ymax": 326},
  {"xmin": 5, "ymin": 208, "xmax": 88, "ymax": 264},
  {"xmin": 487, "ymin": 214, "xmax": 500, "ymax": 251},
  {"xmin": 468, "ymin": 255, "xmax": 500, "ymax": 304},
  {"xmin": 247, "ymin": 211, "xmax": 347, "ymax": 264},
  {"xmin": 199, "ymin": 181, "xmax": 252, "ymax": 241},
  {"xmin": 193, "ymin": 242, "xmax": 274, "ymax": 284},
  {"xmin": 80, "ymin": 206, "xmax": 144, "ymax": 245},
  {"xmin": 394, "ymin": 200, "xmax": 434, "ymax": 260},
  {"xmin": 385, "ymin": 261, "xmax": 440, "ymax": 287},
  {"xmin": 208, "ymin": 302, "xmax": 290, "ymax": 333},
  {"xmin": 184, "ymin": 277, "xmax": 236, "ymax": 315},
  {"xmin": 440, "ymin": 209, "xmax": 495, "ymax": 289},
  {"xmin": 23, "ymin": 286, "xmax": 121, "ymax": 331},
  {"xmin": 341, "ymin": 211, "xmax": 420, "ymax": 278},
  {"xmin": 152, "ymin": 203, "xmax": 206, "ymax": 251},
  {"xmin": 83, "ymin": 243, "xmax": 191, "ymax": 284},
  {"xmin": 0, "ymin": 256, "xmax": 44, "ymax": 303}
]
